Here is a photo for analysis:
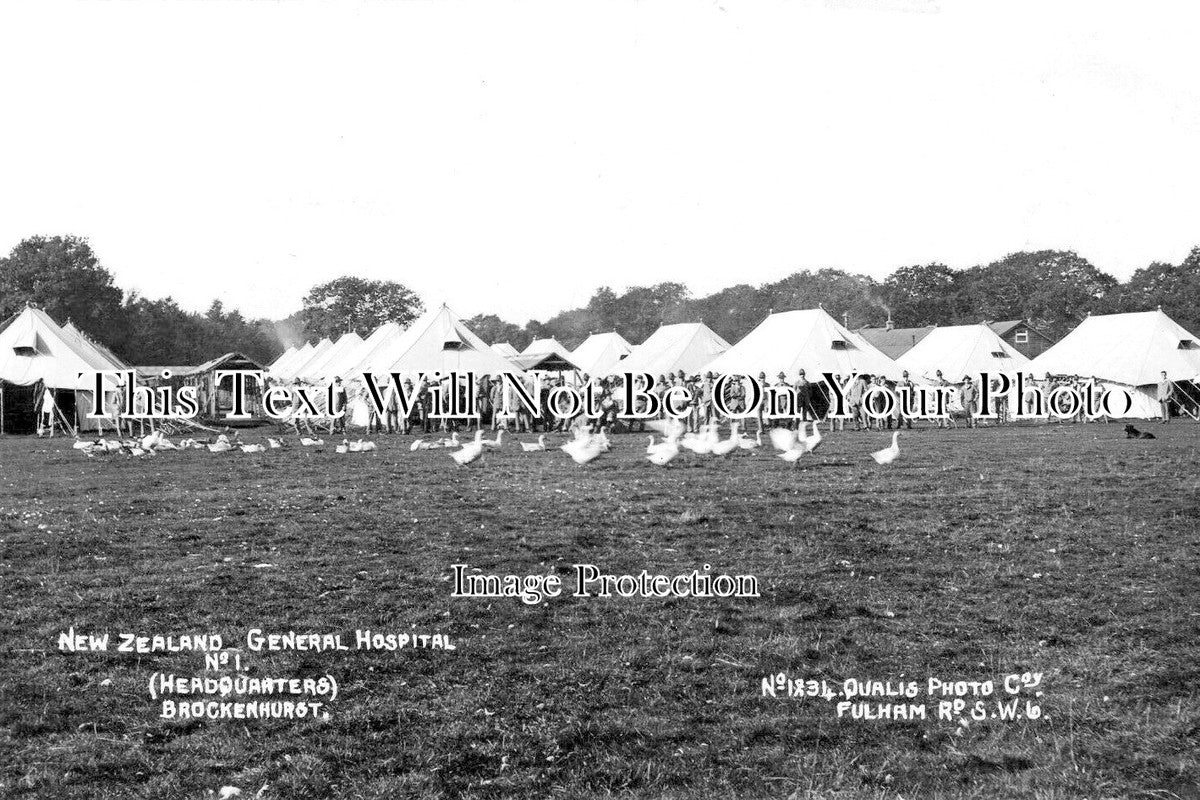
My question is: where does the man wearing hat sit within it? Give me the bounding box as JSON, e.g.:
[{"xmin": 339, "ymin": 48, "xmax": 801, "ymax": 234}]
[
  {"xmin": 960, "ymin": 375, "xmax": 978, "ymax": 428},
  {"xmin": 795, "ymin": 368, "xmax": 813, "ymax": 423},
  {"xmin": 754, "ymin": 371, "xmax": 769, "ymax": 433},
  {"xmin": 700, "ymin": 371, "xmax": 716, "ymax": 428},
  {"xmin": 774, "ymin": 371, "xmax": 794, "ymax": 430},
  {"xmin": 895, "ymin": 370, "xmax": 914, "ymax": 430}
]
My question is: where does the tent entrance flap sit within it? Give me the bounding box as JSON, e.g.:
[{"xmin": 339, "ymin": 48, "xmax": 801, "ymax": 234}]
[{"xmin": 0, "ymin": 382, "xmax": 38, "ymax": 434}]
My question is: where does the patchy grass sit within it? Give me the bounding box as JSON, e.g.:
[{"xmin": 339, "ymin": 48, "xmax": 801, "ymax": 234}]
[{"xmin": 1, "ymin": 422, "xmax": 1198, "ymax": 799}]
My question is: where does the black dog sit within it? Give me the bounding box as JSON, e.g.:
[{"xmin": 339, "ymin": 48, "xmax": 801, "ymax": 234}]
[{"xmin": 1124, "ymin": 424, "xmax": 1156, "ymax": 440}]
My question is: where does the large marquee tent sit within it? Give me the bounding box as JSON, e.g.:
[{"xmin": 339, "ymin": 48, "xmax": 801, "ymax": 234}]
[
  {"xmin": 571, "ymin": 332, "xmax": 633, "ymax": 377},
  {"xmin": 897, "ymin": 324, "xmax": 1031, "ymax": 384},
  {"xmin": 367, "ymin": 304, "xmax": 523, "ymax": 377},
  {"xmin": 0, "ymin": 306, "xmax": 125, "ymax": 433},
  {"xmin": 609, "ymin": 322, "xmax": 730, "ymax": 378},
  {"xmin": 1031, "ymin": 309, "xmax": 1200, "ymax": 418},
  {"xmin": 704, "ymin": 308, "xmax": 899, "ymax": 380}
]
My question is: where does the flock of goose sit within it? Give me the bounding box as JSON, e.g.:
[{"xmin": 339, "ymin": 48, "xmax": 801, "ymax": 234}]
[
  {"xmin": 418, "ymin": 418, "xmax": 901, "ymax": 468},
  {"xmin": 69, "ymin": 421, "xmax": 903, "ymax": 467},
  {"xmin": 71, "ymin": 430, "xmax": 378, "ymax": 457}
]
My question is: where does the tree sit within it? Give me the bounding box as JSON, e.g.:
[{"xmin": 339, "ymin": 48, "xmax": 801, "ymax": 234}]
[
  {"xmin": 758, "ymin": 269, "xmax": 885, "ymax": 330},
  {"xmin": 299, "ymin": 276, "xmax": 424, "ymax": 340},
  {"xmin": 465, "ymin": 314, "xmax": 527, "ymax": 348},
  {"xmin": 0, "ymin": 235, "xmax": 125, "ymax": 339},
  {"xmin": 881, "ymin": 264, "xmax": 962, "ymax": 327},
  {"xmin": 1118, "ymin": 246, "xmax": 1200, "ymax": 333},
  {"xmin": 959, "ymin": 250, "xmax": 1117, "ymax": 338}
]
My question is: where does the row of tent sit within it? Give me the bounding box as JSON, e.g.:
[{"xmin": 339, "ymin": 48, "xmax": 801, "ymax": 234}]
[
  {"xmin": 3, "ymin": 300, "xmax": 1197, "ymax": 432},
  {"xmin": 267, "ymin": 304, "xmax": 1200, "ymax": 418}
]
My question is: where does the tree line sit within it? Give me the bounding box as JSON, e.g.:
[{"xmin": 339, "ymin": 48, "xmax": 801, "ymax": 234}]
[
  {"xmin": 2, "ymin": 235, "xmax": 1198, "ymax": 367},
  {"xmin": 470, "ymin": 246, "xmax": 1200, "ymax": 351}
]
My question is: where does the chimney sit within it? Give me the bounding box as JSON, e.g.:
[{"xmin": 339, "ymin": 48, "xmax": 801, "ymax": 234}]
[{"xmin": 885, "ymin": 311, "xmax": 893, "ymax": 331}]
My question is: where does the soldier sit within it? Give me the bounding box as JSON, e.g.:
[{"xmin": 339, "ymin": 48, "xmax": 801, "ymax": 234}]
[
  {"xmin": 895, "ymin": 370, "xmax": 914, "ymax": 430},
  {"xmin": 795, "ymin": 369, "xmax": 813, "ymax": 423},
  {"xmin": 960, "ymin": 376, "xmax": 978, "ymax": 428},
  {"xmin": 932, "ymin": 369, "xmax": 952, "ymax": 429},
  {"xmin": 773, "ymin": 371, "xmax": 794, "ymax": 429}
]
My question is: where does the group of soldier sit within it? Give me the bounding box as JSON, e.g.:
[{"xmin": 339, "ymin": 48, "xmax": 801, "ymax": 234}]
[{"xmin": 279, "ymin": 368, "xmax": 1174, "ymax": 437}]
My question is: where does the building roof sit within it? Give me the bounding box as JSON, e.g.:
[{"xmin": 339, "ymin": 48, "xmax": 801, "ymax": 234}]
[
  {"xmin": 509, "ymin": 351, "xmax": 580, "ymax": 371},
  {"xmin": 986, "ymin": 319, "xmax": 1053, "ymax": 341},
  {"xmin": 855, "ymin": 325, "xmax": 936, "ymax": 361},
  {"xmin": 138, "ymin": 352, "xmax": 265, "ymax": 380}
]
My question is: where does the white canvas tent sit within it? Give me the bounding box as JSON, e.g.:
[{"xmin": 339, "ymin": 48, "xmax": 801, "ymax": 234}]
[
  {"xmin": 0, "ymin": 306, "xmax": 125, "ymax": 433},
  {"xmin": 491, "ymin": 342, "xmax": 519, "ymax": 358},
  {"xmin": 1031, "ymin": 309, "xmax": 1200, "ymax": 418},
  {"xmin": 277, "ymin": 338, "xmax": 333, "ymax": 381},
  {"xmin": 571, "ymin": 332, "xmax": 632, "ymax": 377},
  {"xmin": 328, "ymin": 323, "xmax": 401, "ymax": 380},
  {"xmin": 897, "ymin": 324, "xmax": 1031, "ymax": 384},
  {"xmin": 704, "ymin": 309, "xmax": 899, "ymax": 380},
  {"xmin": 62, "ymin": 320, "xmax": 131, "ymax": 372},
  {"xmin": 269, "ymin": 342, "xmax": 312, "ymax": 379},
  {"xmin": 609, "ymin": 322, "xmax": 730, "ymax": 378},
  {"xmin": 268, "ymin": 345, "xmax": 297, "ymax": 373},
  {"xmin": 294, "ymin": 331, "xmax": 363, "ymax": 382},
  {"xmin": 522, "ymin": 337, "xmax": 574, "ymax": 361},
  {"xmin": 366, "ymin": 304, "xmax": 523, "ymax": 377}
]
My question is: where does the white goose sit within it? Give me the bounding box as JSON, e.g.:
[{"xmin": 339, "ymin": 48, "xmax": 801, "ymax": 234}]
[
  {"xmin": 680, "ymin": 425, "xmax": 718, "ymax": 455},
  {"xmin": 801, "ymin": 420, "xmax": 823, "ymax": 453},
  {"xmin": 300, "ymin": 437, "xmax": 324, "ymax": 447},
  {"xmin": 451, "ymin": 430, "xmax": 485, "ymax": 466},
  {"xmin": 561, "ymin": 434, "xmax": 604, "ymax": 465},
  {"xmin": 737, "ymin": 429, "xmax": 762, "ymax": 450},
  {"xmin": 240, "ymin": 443, "xmax": 266, "ymax": 453},
  {"xmin": 437, "ymin": 432, "xmax": 460, "ymax": 448},
  {"xmin": 520, "ymin": 434, "xmax": 547, "ymax": 452},
  {"xmin": 267, "ymin": 437, "xmax": 283, "ymax": 449},
  {"xmin": 646, "ymin": 435, "xmax": 681, "ymax": 466},
  {"xmin": 335, "ymin": 440, "xmax": 350, "ymax": 454},
  {"xmin": 769, "ymin": 427, "xmax": 806, "ymax": 464},
  {"xmin": 207, "ymin": 440, "xmax": 232, "ymax": 453},
  {"xmin": 357, "ymin": 440, "xmax": 377, "ymax": 452},
  {"xmin": 482, "ymin": 430, "xmax": 504, "ymax": 450},
  {"xmin": 347, "ymin": 439, "xmax": 362, "ymax": 452},
  {"xmin": 870, "ymin": 431, "xmax": 901, "ymax": 465},
  {"xmin": 710, "ymin": 422, "xmax": 741, "ymax": 457}
]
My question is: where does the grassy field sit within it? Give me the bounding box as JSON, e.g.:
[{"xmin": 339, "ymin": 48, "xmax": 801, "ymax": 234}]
[{"xmin": 1, "ymin": 421, "xmax": 1198, "ymax": 799}]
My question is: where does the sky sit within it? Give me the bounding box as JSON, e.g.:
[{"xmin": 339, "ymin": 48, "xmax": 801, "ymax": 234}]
[{"xmin": 1, "ymin": 0, "xmax": 1198, "ymax": 326}]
